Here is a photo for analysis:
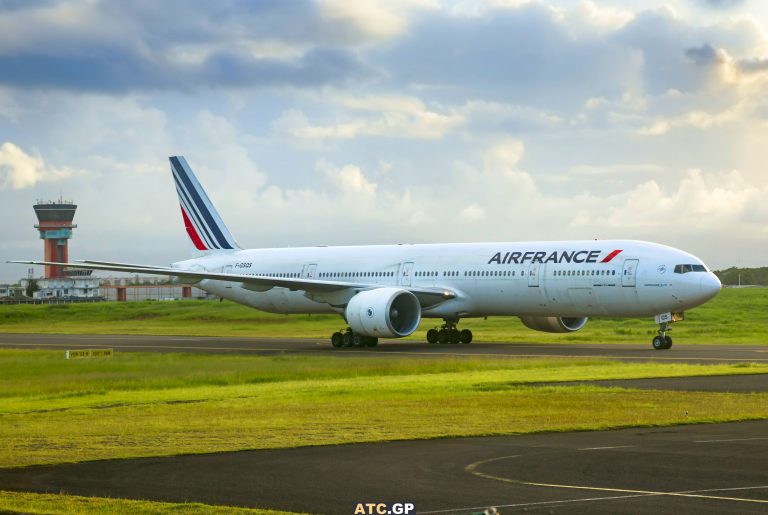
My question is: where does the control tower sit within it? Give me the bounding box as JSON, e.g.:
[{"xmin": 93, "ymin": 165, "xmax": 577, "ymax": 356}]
[{"xmin": 33, "ymin": 199, "xmax": 77, "ymax": 279}]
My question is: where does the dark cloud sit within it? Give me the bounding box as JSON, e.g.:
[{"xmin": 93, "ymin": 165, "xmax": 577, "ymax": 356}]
[
  {"xmin": 697, "ymin": 0, "xmax": 745, "ymax": 9},
  {"xmin": 0, "ymin": 47, "xmax": 375, "ymax": 92},
  {"xmin": 685, "ymin": 43, "xmax": 721, "ymax": 66},
  {"xmin": 377, "ymin": 4, "xmax": 731, "ymax": 108},
  {"xmin": 375, "ymin": 3, "xmax": 633, "ymax": 110},
  {"xmin": 738, "ymin": 57, "xmax": 768, "ymax": 72},
  {"xmin": 0, "ymin": 0, "xmax": 379, "ymax": 92}
]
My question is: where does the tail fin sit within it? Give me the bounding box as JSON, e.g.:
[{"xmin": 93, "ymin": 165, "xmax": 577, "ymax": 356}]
[{"xmin": 169, "ymin": 156, "xmax": 240, "ymax": 253}]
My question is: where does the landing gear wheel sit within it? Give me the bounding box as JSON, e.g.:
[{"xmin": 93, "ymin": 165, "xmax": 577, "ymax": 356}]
[
  {"xmin": 426, "ymin": 329, "xmax": 439, "ymax": 344},
  {"xmin": 331, "ymin": 332, "xmax": 343, "ymax": 348},
  {"xmin": 365, "ymin": 337, "xmax": 379, "ymax": 347},
  {"xmin": 459, "ymin": 329, "xmax": 473, "ymax": 344},
  {"xmin": 449, "ymin": 329, "xmax": 461, "ymax": 344},
  {"xmin": 352, "ymin": 334, "xmax": 364, "ymax": 347},
  {"xmin": 438, "ymin": 329, "xmax": 449, "ymax": 344},
  {"xmin": 342, "ymin": 332, "xmax": 353, "ymax": 347},
  {"xmin": 653, "ymin": 319, "xmax": 674, "ymax": 350}
]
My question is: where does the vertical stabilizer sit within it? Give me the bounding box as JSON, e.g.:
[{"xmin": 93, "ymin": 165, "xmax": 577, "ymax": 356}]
[{"xmin": 169, "ymin": 156, "xmax": 240, "ymax": 253}]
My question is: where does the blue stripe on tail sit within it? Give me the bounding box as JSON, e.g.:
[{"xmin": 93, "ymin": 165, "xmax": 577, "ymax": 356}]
[{"xmin": 170, "ymin": 156, "xmax": 233, "ymax": 250}]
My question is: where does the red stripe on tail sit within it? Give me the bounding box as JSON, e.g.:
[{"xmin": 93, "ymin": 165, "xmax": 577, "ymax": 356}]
[
  {"xmin": 601, "ymin": 249, "xmax": 623, "ymax": 263},
  {"xmin": 180, "ymin": 205, "xmax": 208, "ymax": 250}
]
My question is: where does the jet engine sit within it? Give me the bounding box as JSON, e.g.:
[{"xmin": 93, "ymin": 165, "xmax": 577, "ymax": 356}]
[
  {"xmin": 345, "ymin": 288, "xmax": 421, "ymax": 338},
  {"xmin": 519, "ymin": 316, "xmax": 588, "ymax": 333}
]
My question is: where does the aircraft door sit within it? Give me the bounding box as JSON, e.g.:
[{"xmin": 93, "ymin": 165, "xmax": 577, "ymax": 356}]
[
  {"xmin": 622, "ymin": 259, "xmax": 638, "ymax": 287},
  {"xmin": 222, "ymin": 265, "xmax": 233, "ymax": 288},
  {"xmin": 528, "ymin": 263, "xmax": 540, "ymax": 287},
  {"xmin": 399, "ymin": 262, "xmax": 414, "ymax": 287},
  {"xmin": 302, "ymin": 263, "xmax": 317, "ymax": 279}
]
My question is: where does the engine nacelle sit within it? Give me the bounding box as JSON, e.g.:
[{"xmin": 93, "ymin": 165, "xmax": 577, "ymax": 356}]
[
  {"xmin": 519, "ymin": 316, "xmax": 588, "ymax": 333},
  {"xmin": 345, "ymin": 288, "xmax": 421, "ymax": 338}
]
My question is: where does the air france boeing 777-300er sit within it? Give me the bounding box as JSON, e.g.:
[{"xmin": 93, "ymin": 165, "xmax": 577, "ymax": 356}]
[{"xmin": 13, "ymin": 156, "xmax": 722, "ymax": 350}]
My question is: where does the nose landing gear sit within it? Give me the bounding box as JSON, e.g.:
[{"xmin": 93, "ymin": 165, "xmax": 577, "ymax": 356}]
[
  {"xmin": 652, "ymin": 322, "xmax": 673, "ymax": 350},
  {"xmin": 651, "ymin": 312, "xmax": 682, "ymax": 350},
  {"xmin": 426, "ymin": 318, "xmax": 473, "ymax": 344}
]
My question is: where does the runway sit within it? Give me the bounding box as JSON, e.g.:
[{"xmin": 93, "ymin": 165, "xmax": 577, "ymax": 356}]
[
  {"xmin": 1, "ymin": 333, "xmax": 768, "ymax": 364},
  {"xmin": 1, "ymin": 420, "xmax": 766, "ymax": 514}
]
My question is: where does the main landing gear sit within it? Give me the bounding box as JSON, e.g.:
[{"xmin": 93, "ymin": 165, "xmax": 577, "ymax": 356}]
[
  {"xmin": 652, "ymin": 321, "xmax": 673, "ymax": 350},
  {"xmin": 426, "ymin": 318, "xmax": 473, "ymax": 344},
  {"xmin": 331, "ymin": 328, "xmax": 378, "ymax": 348}
]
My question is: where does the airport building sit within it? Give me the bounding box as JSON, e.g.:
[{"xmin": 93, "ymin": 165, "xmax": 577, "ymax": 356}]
[{"xmin": 11, "ymin": 198, "xmax": 207, "ymax": 303}]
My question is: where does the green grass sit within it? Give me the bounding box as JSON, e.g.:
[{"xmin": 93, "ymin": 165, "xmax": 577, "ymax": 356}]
[
  {"xmin": 2, "ymin": 349, "xmax": 768, "ymax": 469},
  {"xmin": 0, "ymin": 288, "xmax": 766, "ymax": 343},
  {"xmin": 0, "ymin": 490, "xmax": 294, "ymax": 514}
]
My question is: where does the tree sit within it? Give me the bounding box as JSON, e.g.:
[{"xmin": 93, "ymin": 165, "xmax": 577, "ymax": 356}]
[{"xmin": 25, "ymin": 278, "xmax": 39, "ymax": 298}]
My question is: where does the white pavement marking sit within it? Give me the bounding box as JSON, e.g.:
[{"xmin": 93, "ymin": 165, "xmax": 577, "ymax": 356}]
[
  {"xmin": 463, "ymin": 455, "xmax": 768, "ymax": 506},
  {"xmin": 694, "ymin": 437, "xmax": 768, "ymax": 443},
  {"xmin": 577, "ymin": 445, "xmax": 635, "ymax": 451},
  {"xmin": 421, "ymin": 485, "xmax": 768, "ymax": 513}
]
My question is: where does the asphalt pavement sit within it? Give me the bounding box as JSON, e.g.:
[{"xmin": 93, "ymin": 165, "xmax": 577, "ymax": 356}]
[
  {"xmin": 1, "ymin": 333, "xmax": 768, "ymax": 364},
  {"xmin": 1, "ymin": 420, "xmax": 766, "ymax": 514}
]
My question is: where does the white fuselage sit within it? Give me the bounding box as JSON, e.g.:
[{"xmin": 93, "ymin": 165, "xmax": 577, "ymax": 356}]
[{"xmin": 175, "ymin": 240, "xmax": 721, "ymax": 320}]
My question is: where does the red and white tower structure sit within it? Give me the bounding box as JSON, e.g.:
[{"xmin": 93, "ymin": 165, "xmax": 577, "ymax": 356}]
[{"xmin": 33, "ymin": 199, "xmax": 77, "ymax": 279}]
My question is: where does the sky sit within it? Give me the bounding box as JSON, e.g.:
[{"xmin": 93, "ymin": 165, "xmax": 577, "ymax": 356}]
[{"xmin": 1, "ymin": 0, "xmax": 768, "ymax": 282}]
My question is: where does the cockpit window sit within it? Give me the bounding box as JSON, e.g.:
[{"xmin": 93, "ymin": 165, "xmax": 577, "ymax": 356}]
[{"xmin": 674, "ymin": 264, "xmax": 707, "ymax": 274}]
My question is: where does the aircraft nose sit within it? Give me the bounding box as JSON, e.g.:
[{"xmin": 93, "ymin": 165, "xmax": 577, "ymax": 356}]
[{"xmin": 700, "ymin": 273, "xmax": 721, "ymax": 300}]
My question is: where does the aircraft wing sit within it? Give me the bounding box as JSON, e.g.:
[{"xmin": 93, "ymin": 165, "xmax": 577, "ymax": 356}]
[{"xmin": 9, "ymin": 260, "xmax": 456, "ymax": 304}]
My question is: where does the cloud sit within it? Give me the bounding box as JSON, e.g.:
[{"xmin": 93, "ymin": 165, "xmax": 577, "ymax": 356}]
[
  {"xmin": 0, "ymin": 1, "xmax": 378, "ymax": 92},
  {"xmin": 697, "ymin": 0, "xmax": 745, "ymax": 9},
  {"xmin": 598, "ymin": 169, "xmax": 768, "ymax": 229},
  {"xmin": 0, "ymin": 142, "xmax": 72, "ymax": 189},
  {"xmin": 323, "ymin": 162, "xmax": 378, "ymax": 206},
  {"xmin": 273, "ymin": 94, "xmax": 463, "ymax": 140},
  {"xmin": 318, "ymin": 0, "xmax": 438, "ymax": 41}
]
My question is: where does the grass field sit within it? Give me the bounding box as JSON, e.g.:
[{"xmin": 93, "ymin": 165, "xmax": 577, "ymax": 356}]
[
  {"xmin": 2, "ymin": 349, "xmax": 768, "ymax": 469},
  {"xmin": 0, "ymin": 287, "xmax": 766, "ymax": 343},
  {"xmin": 0, "ymin": 491, "xmax": 294, "ymax": 515}
]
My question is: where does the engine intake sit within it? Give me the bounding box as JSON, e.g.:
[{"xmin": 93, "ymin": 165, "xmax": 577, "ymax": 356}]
[
  {"xmin": 346, "ymin": 288, "xmax": 421, "ymax": 338},
  {"xmin": 519, "ymin": 316, "xmax": 588, "ymax": 333}
]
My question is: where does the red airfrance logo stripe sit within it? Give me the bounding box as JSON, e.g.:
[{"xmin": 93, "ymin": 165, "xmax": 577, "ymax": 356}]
[
  {"xmin": 180, "ymin": 205, "xmax": 208, "ymax": 251},
  {"xmin": 601, "ymin": 249, "xmax": 623, "ymax": 263},
  {"xmin": 488, "ymin": 249, "xmax": 625, "ymax": 265}
]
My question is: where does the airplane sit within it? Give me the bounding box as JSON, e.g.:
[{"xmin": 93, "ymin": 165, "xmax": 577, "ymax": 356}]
[{"xmin": 12, "ymin": 156, "xmax": 722, "ymax": 350}]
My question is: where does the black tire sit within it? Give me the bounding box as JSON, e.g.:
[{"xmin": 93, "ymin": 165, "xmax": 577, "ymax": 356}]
[
  {"xmin": 664, "ymin": 335, "xmax": 673, "ymax": 349},
  {"xmin": 331, "ymin": 332, "xmax": 343, "ymax": 347},
  {"xmin": 459, "ymin": 329, "xmax": 473, "ymax": 344},
  {"xmin": 426, "ymin": 329, "xmax": 439, "ymax": 344},
  {"xmin": 365, "ymin": 337, "xmax": 379, "ymax": 347},
  {"xmin": 652, "ymin": 335, "xmax": 666, "ymax": 350},
  {"xmin": 449, "ymin": 329, "xmax": 461, "ymax": 344},
  {"xmin": 352, "ymin": 334, "xmax": 364, "ymax": 347},
  {"xmin": 437, "ymin": 329, "xmax": 449, "ymax": 344},
  {"xmin": 342, "ymin": 332, "xmax": 353, "ymax": 347}
]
